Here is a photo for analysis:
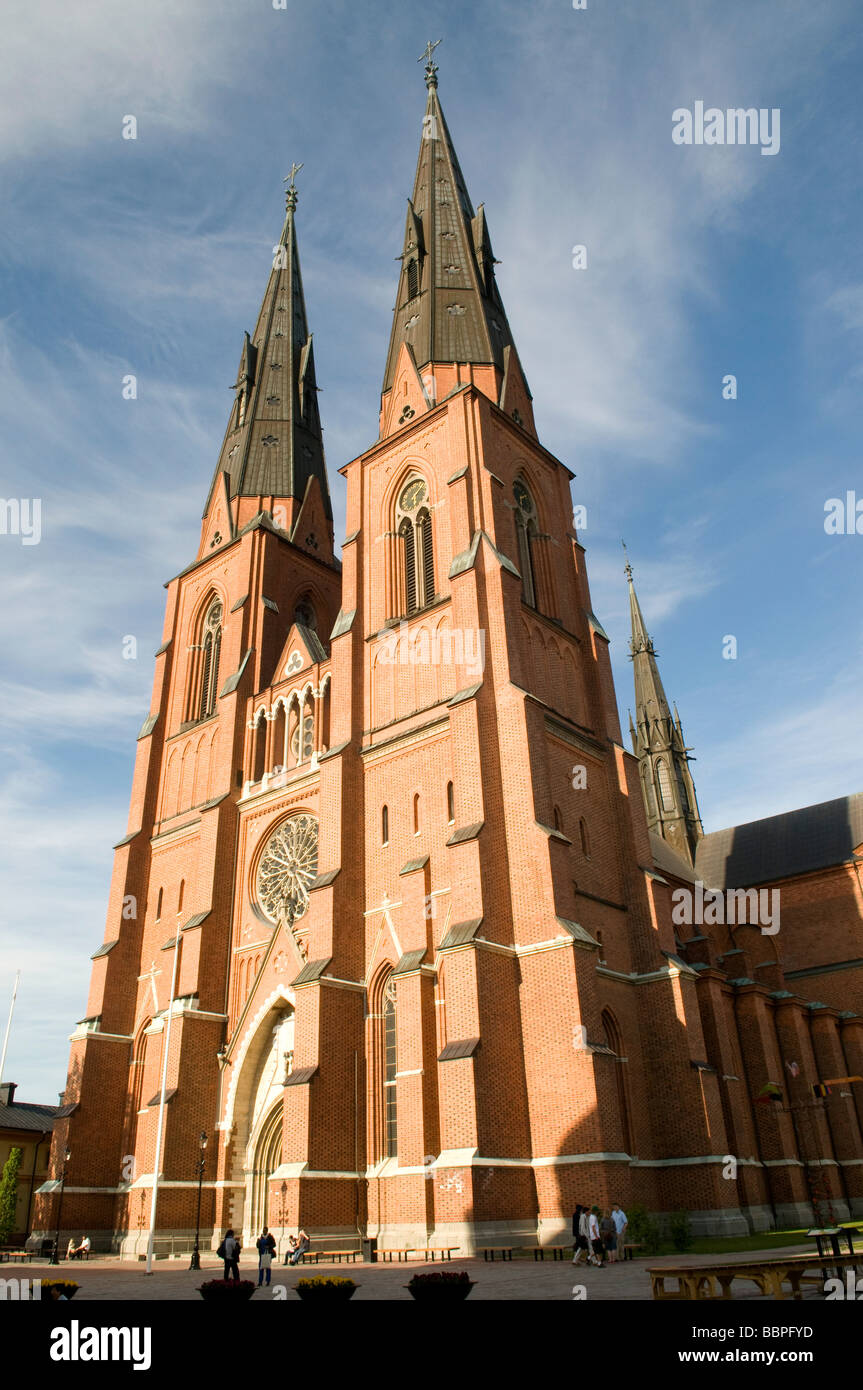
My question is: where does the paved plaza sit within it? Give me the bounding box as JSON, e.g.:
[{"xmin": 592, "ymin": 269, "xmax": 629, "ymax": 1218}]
[{"xmin": 10, "ymin": 1243, "xmax": 830, "ymax": 1301}]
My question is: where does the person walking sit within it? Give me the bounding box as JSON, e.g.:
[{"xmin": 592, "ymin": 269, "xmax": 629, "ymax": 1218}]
[
  {"xmin": 220, "ymin": 1228, "xmax": 241, "ymax": 1281},
  {"xmin": 599, "ymin": 1208, "xmax": 616, "ymax": 1263},
  {"xmin": 612, "ymin": 1203, "xmax": 628, "ymax": 1259},
  {"xmin": 588, "ymin": 1206, "xmax": 604, "ymax": 1267},
  {"xmin": 571, "ymin": 1204, "xmax": 589, "ymax": 1266},
  {"xmin": 256, "ymin": 1226, "xmax": 276, "ymax": 1286}
]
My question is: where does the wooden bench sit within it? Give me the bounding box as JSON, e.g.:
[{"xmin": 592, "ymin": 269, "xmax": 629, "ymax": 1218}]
[
  {"xmin": 422, "ymin": 1247, "xmax": 459, "ymax": 1262},
  {"xmin": 295, "ymin": 1250, "xmax": 319, "ymax": 1265},
  {"xmin": 531, "ymin": 1246, "xmax": 570, "ymax": 1261},
  {"xmin": 650, "ymin": 1251, "xmax": 863, "ymax": 1301},
  {"xmin": 480, "ymin": 1247, "xmax": 513, "ymax": 1262},
  {"xmin": 315, "ymin": 1250, "xmax": 360, "ymax": 1264},
  {"xmin": 622, "ymin": 1243, "xmax": 643, "ymax": 1261},
  {"xmin": 379, "ymin": 1248, "xmax": 418, "ymax": 1263}
]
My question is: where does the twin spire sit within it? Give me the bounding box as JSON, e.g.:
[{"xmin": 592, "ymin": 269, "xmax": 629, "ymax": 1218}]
[
  {"xmin": 205, "ymin": 157, "xmax": 331, "ymax": 524},
  {"xmin": 381, "ymin": 45, "xmax": 518, "ymax": 397},
  {"xmin": 206, "ymin": 42, "xmax": 521, "ymax": 521}
]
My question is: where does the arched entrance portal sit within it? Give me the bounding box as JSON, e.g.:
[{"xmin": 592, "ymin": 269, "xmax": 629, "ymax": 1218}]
[{"xmin": 223, "ymin": 998, "xmax": 294, "ymax": 1245}]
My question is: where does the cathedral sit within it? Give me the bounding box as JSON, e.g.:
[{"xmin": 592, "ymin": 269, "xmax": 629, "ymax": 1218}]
[{"xmin": 37, "ymin": 57, "xmax": 863, "ymax": 1256}]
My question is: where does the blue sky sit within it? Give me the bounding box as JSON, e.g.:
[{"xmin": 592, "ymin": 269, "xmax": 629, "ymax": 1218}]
[{"xmin": 1, "ymin": 0, "xmax": 861, "ymax": 1099}]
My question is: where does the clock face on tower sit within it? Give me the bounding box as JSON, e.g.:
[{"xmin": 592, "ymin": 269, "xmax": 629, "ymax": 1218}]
[
  {"xmin": 513, "ymin": 480, "xmax": 532, "ymax": 514},
  {"xmin": 399, "ymin": 478, "xmax": 427, "ymax": 512},
  {"xmin": 256, "ymin": 814, "xmax": 319, "ymax": 923}
]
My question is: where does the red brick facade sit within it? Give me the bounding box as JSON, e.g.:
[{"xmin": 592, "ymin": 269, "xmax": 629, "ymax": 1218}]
[{"xmin": 35, "ymin": 74, "xmax": 863, "ymax": 1255}]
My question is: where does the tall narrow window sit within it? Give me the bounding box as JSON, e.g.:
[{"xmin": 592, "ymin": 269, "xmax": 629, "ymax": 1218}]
[
  {"xmin": 382, "ymin": 805, "xmax": 389, "ymax": 846},
  {"xmin": 602, "ymin": 1009, "xmax": 632, "ymax": 1154},
  {"xmin": 446, "ymin": 781, "xmax": 455, "ymax": 824},
  {"xmin": 198, "ymin": 599, "xmax": 222, "ymax": 720},
  {"xmin": 155, "ymin": 888, "xmax": 163, "ymax": 921},
  {"xmin": 383, "ymin": 976, "xmax": 398, "ymax": 1159},
  {"xmin": 513, "ymin": 480, "xmax": 538, "ymax": 609},
  {"xmin": 656, "ymin": 760, "xmax": 675, "ymax": 812},
  {"xmin": 395, "ymin": 477, "xmax": 434, "ymax": 616},
  {"xmin": 553, "ymin": 806, "xmax": 563, "ymax": 832},
  {"xmin": 406, "ymin": 258, "xmax": 419, "ymax": 300},
  {"xmin": 177, "ymin": 879, "xmax": 185, "ymax": 914},
  {"xmin": 413, "ymin": 793, "xmax": 420, "ymax": 835},
  {"xmin": 399, "ymin": 516, "xmax": 416, "ymax": 613},
  {"xmin": 416, "ymin": 508, "xmax": 435, "ymax": 605},
  {"xmin": 291, "ymin": 702, "xmax": 314, "ymax": 764},
  {"xmin": 579, "ymin": 817, "xmax": 590, "ymax": 858}
]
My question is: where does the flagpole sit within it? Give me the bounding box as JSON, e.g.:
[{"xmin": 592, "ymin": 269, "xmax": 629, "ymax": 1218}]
[
  {"xmin": 145, "ymin": 931, "xmax": 181, "ymax": 1275},
  {"xmin": 0, "ymin": 971, "xmax": 21, "ymax": 1089}
]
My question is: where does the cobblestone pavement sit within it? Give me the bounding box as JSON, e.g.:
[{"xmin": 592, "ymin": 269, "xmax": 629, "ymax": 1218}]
[{"xmin": 10, "ymin": 1243, "xmax": 828, "ymax": 1301}]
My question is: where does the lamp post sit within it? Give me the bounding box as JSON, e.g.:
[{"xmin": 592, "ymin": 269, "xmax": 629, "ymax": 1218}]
[
  {"xmin": 278, "ymin": 1181, "xmax": 288, "ymax": 1262},
  {"xmin": 189, "ymin": 1131, "xmax": 207, "ymax": 1271},
  {"xmin": 50, "ymin": 1146, "xmax": 71, "ymax": 1265}
]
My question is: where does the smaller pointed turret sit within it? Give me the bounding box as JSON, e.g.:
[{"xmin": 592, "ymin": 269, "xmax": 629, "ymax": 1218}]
[{"xmin": 625, "ymin": 547, "xmax": 703, "ymax": 864}]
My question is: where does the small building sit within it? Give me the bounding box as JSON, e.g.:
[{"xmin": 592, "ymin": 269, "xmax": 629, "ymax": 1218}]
[{"xmin": 0, "ymin": 1082, "xmax": 59, "ymax": 1244}]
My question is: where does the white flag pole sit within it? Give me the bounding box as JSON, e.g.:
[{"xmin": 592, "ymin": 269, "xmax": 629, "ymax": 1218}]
[
  {"xmin": 145, "ymin": 932, "xmax": 181, "ymax": 1275},
  {"xmin": 0, "ymin": 971, "xmax": 21, "ymax": 1089}
]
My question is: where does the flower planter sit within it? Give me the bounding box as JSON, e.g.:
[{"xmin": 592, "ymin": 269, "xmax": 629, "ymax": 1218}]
[
  {"xmin": 296, "ymin": 1277, "xmax": 358, "ymax": 1302},
  {"xmin": 197, "ymin": 1279, "xmax": 257, "ymax": 1301},
  {"xmin": 406, "ymin": 1275, "xmax": 475, "ymax": 1301},
  {"xmin": 37, "ymin": 1281, "xmax": 79, "ymax": 1301}
]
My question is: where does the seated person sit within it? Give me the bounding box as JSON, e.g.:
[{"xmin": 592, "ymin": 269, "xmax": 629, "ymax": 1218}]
[
  {"xmin": 66, "ymin": 1237, "xmax": 77, "ymax": 1261},
  {"xmin": 288, "ymin": 1230, "xmax": 310, "ymax": 1265}
]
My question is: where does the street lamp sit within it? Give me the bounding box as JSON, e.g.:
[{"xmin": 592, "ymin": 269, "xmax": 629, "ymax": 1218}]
[
  {"xmin": 189, "ymin": 1131, "xmax": 207, "ymax": 1271},
  {"xmin": 278, "ymin": 1180, "xmax": 289, "ymax": 1263},
  {"xmin": 50, "ymin": 1146, "xmax": 71, "ymax": 1265}
]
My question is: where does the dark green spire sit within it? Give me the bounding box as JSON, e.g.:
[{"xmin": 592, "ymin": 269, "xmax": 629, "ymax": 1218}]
[
  {"xmin": 205, "ymin": 173, "xmax": 332, "ymax": 520},
  {"xmin": 381, "ymin": 52, "xmax": 519, "ymax": 397}
]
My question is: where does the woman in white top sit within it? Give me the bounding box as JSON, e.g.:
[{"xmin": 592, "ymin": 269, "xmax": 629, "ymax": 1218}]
[{"xmin": 588, "ymin": 1207, "xmax": 604, "ymax": 1267}]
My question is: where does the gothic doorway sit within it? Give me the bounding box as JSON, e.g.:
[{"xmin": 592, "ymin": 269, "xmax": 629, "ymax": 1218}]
[
  {"xmin": 223, "ymin": 998, "xmax": 294, "ymax": 1243},
  {"xmin": 250, "ymin": 1102, "xmax": 283, "ymax": 1236}
]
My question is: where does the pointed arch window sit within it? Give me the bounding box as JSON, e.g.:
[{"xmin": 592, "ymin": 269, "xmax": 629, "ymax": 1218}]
[
  {"xmin": 197, "ymin": 599, "xmax": 222, "ymax": 721},
  {"xmin": 383, "ymin": 975, "xmax": 398, "ymax": 1159},
  {"xmin": 446, "ymin": 781, "xmax": 455, "ymax": 825},
  {"xmin": 291, "ymin": 699, "xmax": 314, "ymax": 765},
  {"xmin": 579, "ymin": 817, "xmax": 591, "ymax": 858},
  {"xmin": 395, "ymin": 477, "xmax": 434, "ymax": 616},
  {"xmin": 293, "ymin": 596, "xmax": 317, "ymax": 631},
  {"xmin": 656, "ymin": 760, "xmax": 675, "ymax": 812},
  {"xmin": 513, "ymin": 480, "xmax": 539, "ymax": 609},
  {"xmin": 602, "ymin": 1008, "xmax": 632, "ymax": 1154},
  {"xmin": 381, "ymin": 805, "xmax": 389, "ymax": 846}
]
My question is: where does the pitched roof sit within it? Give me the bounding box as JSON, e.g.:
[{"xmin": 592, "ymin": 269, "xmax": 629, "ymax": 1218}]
[
  {"xmin": 0, "ymin": 1099, "xmax": 60, "ymax": 1133},
  {"xmin": 695, "ymin": 792, "xmax": 863, "ymax": 889}
]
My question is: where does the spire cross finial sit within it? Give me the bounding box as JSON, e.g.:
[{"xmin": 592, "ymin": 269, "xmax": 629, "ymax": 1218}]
[
  {"xmin": 622, "ymin": 539, "xmax": 633, "ymax": 582},
  {"xmin": 418, "ymin": 38, "xmax": 442, "ymax": 88},
  {"xmin": 284, "ymin": 161, "xmax": 304, "ymax": 212}
]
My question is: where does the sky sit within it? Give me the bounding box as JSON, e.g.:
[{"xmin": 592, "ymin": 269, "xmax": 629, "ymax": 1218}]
[{"xmin": 1, "ymin": 0, "xmax": 861, "ymax": 1099}]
